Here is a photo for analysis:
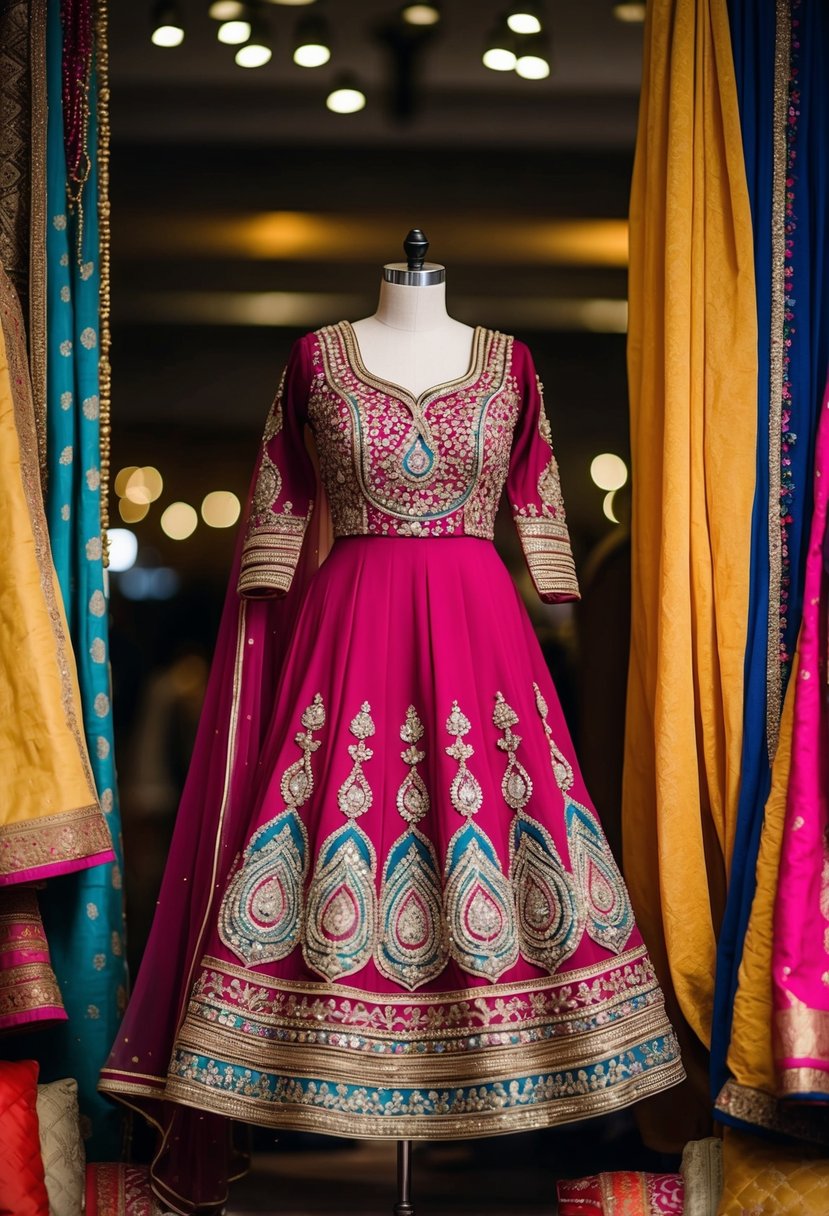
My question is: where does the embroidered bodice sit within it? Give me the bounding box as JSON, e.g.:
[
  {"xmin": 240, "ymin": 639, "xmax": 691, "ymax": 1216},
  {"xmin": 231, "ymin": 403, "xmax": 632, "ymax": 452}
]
[{"xmin": 238, "ymin": 321, "xmax": 579, "ymax": 603}]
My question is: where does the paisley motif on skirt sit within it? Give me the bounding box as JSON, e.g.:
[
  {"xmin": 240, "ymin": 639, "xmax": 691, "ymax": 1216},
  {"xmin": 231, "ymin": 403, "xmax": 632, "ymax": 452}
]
[
  {"xmin": 565, "ymin": 799, "xmax": 632, "ymax": 954},
  {"xmin": 377, "ymin": 827, "xmax": 448, "ymax": 989},
  {"xmin": 444, "ymin": 820, "xmax": 518, "ymax": 980},
  {"xmin": 303, "ymin": 821, "xmax": 378, "ymax": 980},
  {"xmin": 218, "ymin": 809, "xmax": 308, "ymax": 966}
]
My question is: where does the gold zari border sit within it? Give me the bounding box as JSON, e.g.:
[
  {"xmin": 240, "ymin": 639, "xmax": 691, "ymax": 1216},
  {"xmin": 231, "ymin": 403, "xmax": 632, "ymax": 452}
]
[
  {"xmin": 0, "ymin": 801, "xmax": 111, "ymax": 876},
  {"xmin": 172, "ymin": 1002, "xmax": 676, "ymax": 1090},
  {"xmin": 164, "ymin": 1053, "xmax": 685, "ymax": 1141},
  {"xmin": 0, "ymin": 960, "xmax": 64, "ymax": 1021},
  {"xmin": 715, "ymin": 1078, "xmax": 829, "ymax": 1146}
]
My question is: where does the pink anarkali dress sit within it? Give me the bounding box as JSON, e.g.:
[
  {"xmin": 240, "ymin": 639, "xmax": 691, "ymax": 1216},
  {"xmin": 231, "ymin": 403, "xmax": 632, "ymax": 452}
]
[{"xmin": 101, "ymin": 323, "xmax": 683, "ymax": 1213}]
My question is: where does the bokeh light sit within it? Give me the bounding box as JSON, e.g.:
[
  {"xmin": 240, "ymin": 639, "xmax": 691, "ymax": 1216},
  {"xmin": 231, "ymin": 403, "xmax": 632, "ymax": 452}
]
[
  {"xmin": 201, "ymin": 491, "xmax": 241, "ymax": 528},
  {"xmin": 107, "ymin": 529, "xmax": 139, "ymax": 572},
  {"xmin": 161, "ymin": 501, "xmax": 198, "ymax": 540},
  {"xmin": 590, "ymin": 453, "xmax": 628, "ymax": 492},
  {"xmin": 118, "ymin": 498, "xmax": 149, "ymax": 524}
]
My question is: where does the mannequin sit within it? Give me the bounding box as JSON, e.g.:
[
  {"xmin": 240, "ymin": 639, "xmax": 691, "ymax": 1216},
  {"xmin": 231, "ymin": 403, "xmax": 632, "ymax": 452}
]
[
  {"xmin": 351, "ymin": 228, "xmax": 474, "ymax": 400},
  {"xmin": 359, "ymin": 231, "xmax": 449, "ymax": 1216}
]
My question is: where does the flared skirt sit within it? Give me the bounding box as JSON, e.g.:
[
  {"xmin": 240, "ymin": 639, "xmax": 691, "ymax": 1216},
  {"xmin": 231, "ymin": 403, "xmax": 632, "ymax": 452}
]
[{"xmin": 164, "ymin": 537, "xmax": 683, "ymax": 1137}]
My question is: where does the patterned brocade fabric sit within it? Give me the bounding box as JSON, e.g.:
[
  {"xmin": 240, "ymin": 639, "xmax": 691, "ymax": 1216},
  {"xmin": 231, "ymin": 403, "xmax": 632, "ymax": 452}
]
[{"xmin": 237, "ymin": 323, "xmax": 579, "ymax": 605}]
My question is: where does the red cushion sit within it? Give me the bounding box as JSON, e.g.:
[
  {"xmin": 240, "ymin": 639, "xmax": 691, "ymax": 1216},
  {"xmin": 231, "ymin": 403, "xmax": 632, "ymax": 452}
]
[{"xmin": 0, "ymin": 1059, "xmax": 49, "ymax": 1216}]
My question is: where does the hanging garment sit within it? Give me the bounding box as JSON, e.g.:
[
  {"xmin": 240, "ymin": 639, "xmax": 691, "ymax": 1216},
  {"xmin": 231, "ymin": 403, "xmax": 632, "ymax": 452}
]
[
  {"xmin": 772, "ymin": 373, "xmax": 829, "ymax": 1100},
  {"xmin": 0, "ymin": 262, "xmax": 110, "ymax": 885},
  {"xmin": 624, "ymin": 0, "xmax": 758, "ymax": 1147},
  {"xmin": 100, "ymin": 324, "xmax": 684, "ymax": 1212}
]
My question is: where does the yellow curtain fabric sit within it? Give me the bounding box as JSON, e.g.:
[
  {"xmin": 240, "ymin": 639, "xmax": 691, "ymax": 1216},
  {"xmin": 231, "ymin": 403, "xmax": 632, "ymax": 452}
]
[
  {"xmin": 0, "ymin": 265, "xmax": 108, "ymax": 882},
  {"xmin": 725, "ymin": 654, "xmax": 796, "ymax": 1099},
  {"xmin": 624, "ymin": 0, "xmax": 757, "ymax": 1130}
]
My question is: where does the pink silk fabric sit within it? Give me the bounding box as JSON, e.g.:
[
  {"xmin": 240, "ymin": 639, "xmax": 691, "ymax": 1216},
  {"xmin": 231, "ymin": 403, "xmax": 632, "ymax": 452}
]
[
  {"xmin": 100, "ymin": 330, "xmax": 681, "ymax": 1212},
  {"xmin": 773, "ymin": 373, "xmax": 829, "ymax": 1098}
]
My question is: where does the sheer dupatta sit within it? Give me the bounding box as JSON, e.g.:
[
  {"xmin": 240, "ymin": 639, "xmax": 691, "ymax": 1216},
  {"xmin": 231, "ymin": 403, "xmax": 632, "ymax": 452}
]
[{"xmin": 100, "ymin": 338, "xmax": 332, "ymax": 1212}]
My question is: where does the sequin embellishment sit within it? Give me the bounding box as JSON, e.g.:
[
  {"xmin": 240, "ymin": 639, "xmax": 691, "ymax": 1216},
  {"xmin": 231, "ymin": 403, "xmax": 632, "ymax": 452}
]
[
  {"xmin": 304, "ymin": 703, "xmax": 378, "ymax": 979},
  {"xmin": 494, "ymin": 693, "xmax": 583, "ymax": 973},
  {"xmin": 443, "ymin": 702, "xmax": 517, "ymax": 981},
  {"xmin": 533, "ymin": 685, "xmax": 631, "ymax": 954},
  {"xmin": 377, "ymin": 707, "xmax": 448, "ymax": 989},
  {"xmin": 218, "ymin": 695, "xmax": 324, "ymax": 965}
]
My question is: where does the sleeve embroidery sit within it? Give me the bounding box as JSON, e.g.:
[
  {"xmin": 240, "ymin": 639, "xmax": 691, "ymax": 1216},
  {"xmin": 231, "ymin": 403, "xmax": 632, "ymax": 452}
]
[
  {"xmin": 237, "ymin": 358, "xmax": 316, "ymax": 598},
  {"xmin": 509, "ymin": 369, "xmax": 579, "ymax": 603}
]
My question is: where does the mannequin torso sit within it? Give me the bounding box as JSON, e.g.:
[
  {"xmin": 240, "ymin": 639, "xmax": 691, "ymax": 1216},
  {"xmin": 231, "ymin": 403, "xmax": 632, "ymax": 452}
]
[{"xmin": 350, "ymin": 279, "xmax": 475, "ymax": 399}]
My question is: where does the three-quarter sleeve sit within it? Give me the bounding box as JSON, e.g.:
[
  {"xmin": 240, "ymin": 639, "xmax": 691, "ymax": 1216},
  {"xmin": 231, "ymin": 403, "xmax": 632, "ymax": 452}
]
[
  {"xmin": 237, "ymin": 337, "xmax": 316, "ymax": 598},
  {"xmin": 505, "ymin": 342, "xmax": 580, "ymax": 603}
]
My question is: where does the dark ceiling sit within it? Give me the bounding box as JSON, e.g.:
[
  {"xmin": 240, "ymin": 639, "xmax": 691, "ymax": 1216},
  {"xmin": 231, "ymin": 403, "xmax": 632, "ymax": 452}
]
[{"xmin": 107, "ymin": 1, "xmax": 642, "ymax": 574}]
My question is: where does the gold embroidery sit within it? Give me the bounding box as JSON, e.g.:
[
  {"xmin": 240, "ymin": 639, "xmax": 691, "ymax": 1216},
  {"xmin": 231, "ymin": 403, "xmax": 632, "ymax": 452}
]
[
  {"xmin": 715, "ymin": 1078, "xmax": 829, "ymax": 1144},
  {"xmin": 495, "ymin": 693, "xmax": 583, "ymax": 973},
  {"xmin": 280, "ymin": 693, "xmax": 325, "ymax": 809},
  {"xmin": 533, "ymin": 683, "xmax": 574, "ymax": 792},
  {"xmin": 377, "ymin": 707, "xmax": 448, "ymax": 989},
  {"xmin": 445, "ymin": 701, "xmax": 483, "ymax": 817},
  {"xmin": 396, "ymin": 705, "xmax": 430, "ymax": 824},
  {"xmin": 217, "ymin": 696, "xmax": 323, "ymax": 966},
  {"xmin": 303, "ymin": 702, "xmax": 378, "ymax": 980},
  {"xmin": 0, "ymin": 803, "xmax": 111, "ymax": 878},
  {"xmin": 237, "ymin": 374, "xmax": 311, "ymax": 597},
  {"xmin": 237, "ymin": 510, "xmax": 309, "ymax": 597},
  {"xmin": 312, "ymin": 325, "xmax": 517, "ymax": 538},
  {"xmin": 337, "ymin": 702, "xmax": 375, "ymax": 817},
  {"xmin": 443, "ymin": 701, "xmax": 518, "ymax": 981},
  {"xmin": 493, "ymin": 692, "xmax": 533, "ymax": 811}
]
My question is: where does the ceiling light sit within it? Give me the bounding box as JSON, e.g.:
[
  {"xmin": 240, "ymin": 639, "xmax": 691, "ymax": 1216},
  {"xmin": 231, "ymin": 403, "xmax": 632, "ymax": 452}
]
[
  {"xmin": 150, "ymin": 1, "xmax": 184, "ymax": 46},
  {"xmin": 613, "ymin": 2, "xmax": 646, "ymax": 21},
  {"xmin": 482, "ymin": 26, "xmax": 517, "ymax": 71},
  {"xmin": 293, "ymin": 14, "xmax": 331, "ymax": 67},
  {"xmin": 235, "ymin": 19, "xmax": 273, "ymax": 67},
  {"xmin": 401, "ymin": 3, "xmax": 441, "ymax": 25},
  {"xmin": 326, "ymin": 75, "xmax": 366, "ymax": 114},
  {"xmin": 208, "ymin": 1, "xmax": 245, "ymax": 18},
  {"xmin": 515, "ymin": 35, "xmax": 551, "ymax": 78},
  {"xmin": 507, "ymin": 5, "xmax": 542, "ymax": 35},
  {"xmin": 218, "ymin": 18, "xmax": 252, "ymax": 43},
  {"xmin": 262, "ymin": 0, "xmax": 316, "ymax": 6}
]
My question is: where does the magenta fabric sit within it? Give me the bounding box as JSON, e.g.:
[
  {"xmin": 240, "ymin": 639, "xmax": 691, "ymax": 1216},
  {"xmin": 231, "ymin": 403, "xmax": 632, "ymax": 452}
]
[
  {"xmin": 557, "ymin": 1171, "xmax": 684, "ymax": 1214},
  {"xmin": 773, "ymin": 374, "xmax": 829, "ymax": 1098},
  {"xmin": 101, "ymin": 329, "xmax": 681, "ymax": 1213},
  {"xmin": 0, "ymin": 887, "xmax": 66, "ymax": 1031}
]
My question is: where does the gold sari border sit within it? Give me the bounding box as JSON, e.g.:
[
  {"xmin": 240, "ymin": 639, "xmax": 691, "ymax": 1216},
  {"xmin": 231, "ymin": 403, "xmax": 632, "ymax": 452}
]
[
  {"xmin": 0, "ymin": 801, "xmax": 113, "ymax": 881},
  {"xmin": 715, "ymin": 1078, "xmax": 829, "ymax": 1146},
  {"xmin": 0, "ymin": 960, "xmax": 65, "ymax": 1026},
  {"xmin": 765, "ymin": 0, "xmax": 792, "ymax": 757}
]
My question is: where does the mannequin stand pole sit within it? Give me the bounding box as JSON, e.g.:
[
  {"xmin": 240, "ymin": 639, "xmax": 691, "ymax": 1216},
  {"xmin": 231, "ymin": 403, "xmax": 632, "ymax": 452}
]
[{"xmin": 393, "ymin": 1139, "xmax": 415, "ymax": 1216}]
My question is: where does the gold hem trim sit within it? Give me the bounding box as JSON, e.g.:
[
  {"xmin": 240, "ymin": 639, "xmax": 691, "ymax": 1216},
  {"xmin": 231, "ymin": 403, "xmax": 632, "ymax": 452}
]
[
  {"xmin": 173, "ymin": 1003, "xmax": 676, "ymax": 1087},
  {"xmin": 0, "ymin": 801, "xmax": 112, "ymax": 876},
  {"xmin": 163, "ymin": 1057, "xmax": 685, "ymax": 1139},
  {"xmin": 715, "ymin": 1078, "xmax": 829, "ymax": 1146}
]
